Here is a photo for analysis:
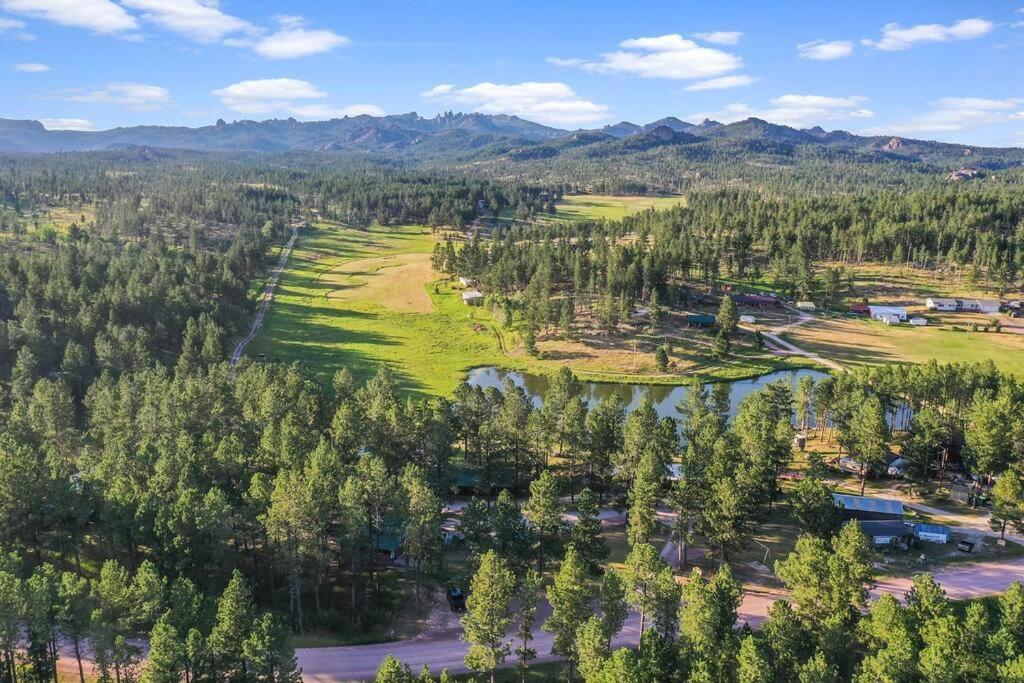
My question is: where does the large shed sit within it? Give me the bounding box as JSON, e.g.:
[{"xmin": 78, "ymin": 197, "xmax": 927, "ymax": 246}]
[{"xmin": 832, "ymin": 493, "xmax": 905, "ymax": 521}]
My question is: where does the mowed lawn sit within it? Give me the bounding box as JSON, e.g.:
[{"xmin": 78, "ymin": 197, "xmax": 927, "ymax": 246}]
[
  {"xmin": 554, "ymin": 194, "xmax": 685, "ymax": 221},
  {"xmin": 248, "ymin": 222, "xmax": 516, "ymax": 397}
]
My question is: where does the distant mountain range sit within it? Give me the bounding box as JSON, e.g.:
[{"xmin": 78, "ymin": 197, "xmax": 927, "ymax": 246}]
[{"xmin": 0, "ymin": 112, "xmax": 1021, "ymax": 175}]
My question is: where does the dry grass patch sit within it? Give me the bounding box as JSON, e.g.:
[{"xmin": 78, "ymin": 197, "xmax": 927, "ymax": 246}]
[{"xmin": 322, "ymin": 252, "xmax": 434, "ymax": 313}]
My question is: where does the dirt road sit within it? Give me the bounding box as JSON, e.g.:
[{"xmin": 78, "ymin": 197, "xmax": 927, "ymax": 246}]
[{"xmin": 230, "ymin": 224, "xmax": 299, "ymax": 367}]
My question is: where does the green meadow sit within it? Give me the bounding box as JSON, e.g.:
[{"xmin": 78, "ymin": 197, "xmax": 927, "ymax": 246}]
[{"xmin": 248, "ymin": 222, "xmax": 520, "ymax": 397}]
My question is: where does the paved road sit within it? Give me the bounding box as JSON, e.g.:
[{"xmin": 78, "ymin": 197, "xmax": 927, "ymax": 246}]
[
  {"xmin": 294, "ymin": 557, "xmax": 1024, "ymax": 682},
  {"xmin": 230, "ymin": 224, "xmax": 300, "ymax": 367}
]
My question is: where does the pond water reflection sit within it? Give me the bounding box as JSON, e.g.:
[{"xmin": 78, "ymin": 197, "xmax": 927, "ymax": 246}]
[{"xmin": 465, "ymin": 367, "xmax": 830, "ymax": 423}]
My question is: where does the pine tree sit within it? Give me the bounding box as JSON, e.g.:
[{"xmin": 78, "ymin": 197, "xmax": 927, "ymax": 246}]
[
  {"xmin": 544, "ymin": 544, "xmax": 593, "ymax": 679},
  {"xmin": 208, "ymin": 570, "xmax": 255, "ymax": 676},
  {"xmin": 627, "ymin": 450, "xmax": 660, "ymax": 546},
  {"xmin": 737, "ymin": 635, "xmax": 772, "ymax": 683},
  {"xmin": 523, "ymin": 471, "xmax": 564, "ymax": 573},
  {"xmin": 515, "ymin": 571, "xmax": 541, "ymax": 681},
  {"xmin": 575, "ymin": 616, "xmax": 610, "ymax": 683},
  {"xmin": 571, "ymin": 488, "xmax": 608, "ymax": 574},
  {"xmin": 462, "ymin": 550, "xmax": 516, "ymax": 683},
  {"xmin": 244, "ymin": 612, "xmax": 302, "ymax": 683},
  {"xmin": 142, "ymin": 616, "xmax": 184, "ymax": 683}
]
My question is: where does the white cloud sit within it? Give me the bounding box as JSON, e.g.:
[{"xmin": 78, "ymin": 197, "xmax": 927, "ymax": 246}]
[
  {"xmin": 862, "ymin": 18, "xmax": 993, "ymax": 51},
  {"xmin": 690, "ymin": 94, "xmax": 874, "ymax": 128},
  {"xmin": 119, "ymin": 0, "xmax": 253, "ymax": 42},
  {"xmin": 0, "ymin": 0, "xmax": 137, "ymax": 33},
  {"xmin": 213, "ymin": 78, "xmax": 326, "ymax": 114},
  {"xmin": 420, "ymin": 83, "xmax": 454, "ymax": 97},
  {"xmin": 0, "ymin": 16, "xmax": 24, "ymax": 29},
  {"xmin": 64, "ymin": 82, "xmax": 169, "ymax": 108},
  {"xmin": 546, "ymin": 57, "xmax": 587, "ymax": 67},
  {"xmin": 40, "ymin": 117, "xmax": 94, "ymax": 130},
  {"xmin": 289, "ymin": 103, "xmax": 384, "ymax": 119},
  {"xmin": 684, "ymin": 74, "xmax": 754, "ymax": 91},
  {"xmin": 422, "ymin": 81, "xmax": 610, "ymax": 126},
  {"xmin": 550, "ymin": 33, "xmax": 742, "ymax": 80},
  {"xmin": 253, "ymin": 27, "xmax": 349, "ymax": 59},
  {"xmin": 797, "ymin": 40, "xmax": 854, "ymax": 60},
  {"xmin": 14, "ymin": 61, "xmax": 47, "ymax": 71},
  {"xmin": 861, "ymin": 97, "xmax": 1024, "ymax": 135},
  {"xmin": 692, "ymin": 31, "xmax": 743, "ymax": 45},
  {"xmin": 212, "ymin": 78, "xmax": 376, "ymax": 119}
]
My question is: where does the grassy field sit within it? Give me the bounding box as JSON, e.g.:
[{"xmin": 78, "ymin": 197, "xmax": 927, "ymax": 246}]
[
  {"xmin": 248, "ymin": 221, "xmax": 810, "ymax": 396},
  {"xmin": 553, "ymin": 194, "xmax": 685, "ymax": 221},
  {"xmin": 249, "ymin": 222, "xmax": 514, "ymax": 397},
  {"xmin": 781, "ymin": 314, "xmax": 1024, "ymax": 375}
]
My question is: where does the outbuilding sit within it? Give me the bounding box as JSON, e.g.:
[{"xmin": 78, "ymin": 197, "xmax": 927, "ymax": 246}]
[
  {"xmin": 739, "ymin": 314, "xmax": 756, "ymax": 324},
  {"xmin": 685, "ymin": 314, "xmax": 716, "ymax": 328},
  {"xmin": 796, "ymin": 301, "xmax": 816, "ymax": 312},
  {"xmin": 869, "ymin": 305, "xmax": 908, "ymax": 322},
  {"xmin": 926, "ymin": 297, "xmax": 958, "ymax": 311},
  {"xmin": 458, "ymin": 276, "xmax": 477, "ymax": 288},
  {"xmin": 461, "ymin": 290, "xmax": 484, "ymax": 306},
  {"xmin": 833, "ymin": 493, "xmax": 905, "ymax": 521},
  {"xmin": 850, "ymin": 302, "xmax": 870, "ymax": 316},
  {"xmin": 912, "ymin": 523, "xmax": 951, "ymax": 544},
  {"xmin": 856, "ymin": 520, "xmax": 913, "ymax": 547},
  {"xmin": 909, "ymin": 317, "xmax": 928, "ymax": 326}
]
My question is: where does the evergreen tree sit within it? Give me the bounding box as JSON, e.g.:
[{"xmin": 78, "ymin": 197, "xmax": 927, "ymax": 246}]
[
  {"xmin": 462, "ymin": 550, "xmax": 516, "ymax": 683},
  {"xmin": 571, "ymin": 488, "xmax": 608, "ymax": 574},
  {"xmin": 544, "ymin": 545, "xmax": 593, "ymax": 679}
]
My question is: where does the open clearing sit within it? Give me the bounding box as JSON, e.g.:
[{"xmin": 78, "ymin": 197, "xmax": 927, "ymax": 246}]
[
  {"xmin": 248, "ymin": 222, "xmax": 510, "ymax": 397},
  {"xmin": 248, "ymin": 221, "xmax": 807, "ymax": 396},
  {"xmin": 782, "ymin": 315, "xmax": 1024, "ymax": 374},
  {"xmin": 322, "ymin": 252, "xmax": 434, "ymax": 313},
  {"xmin": 553, "ymin": 194, "xmax": 685, "ymax": 221}
]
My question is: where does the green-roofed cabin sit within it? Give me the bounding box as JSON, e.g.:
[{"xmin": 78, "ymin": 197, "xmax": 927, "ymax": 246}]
[{"xmin": 685, "ymin": 314, "xmax": 716, "ymax": 328}]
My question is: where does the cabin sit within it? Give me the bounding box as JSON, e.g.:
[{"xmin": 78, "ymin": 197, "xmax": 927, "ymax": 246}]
[
  {"xmin": 856, "ymin": 520, "xmax": 913, "ymax": 547},
  {"xmin": 685, "ymin": 314, "xmax": 716, "ymax": 328},
  {"xmin": 850, "ymin": 302, "xmax": 870, "ymax": 316},
  {"xmin": 912, "ymin": 523, "xmax": 951, "ymax": 544},
  {"xmin": 795, "ymin": 301, "xmax": 816, "ymax": 312},
  {"xmin": 461, "ymin": 290, "xmax": 484, "ymax": 306},
  {"xmin": 832, "ymin": 493, "xmax": 905, "ymax": 521},
  {"xmin": 869, "ymin": 305, "xmax": 907, "ymax": 323},
  {"xmin": 458, "ymin": 276, "xmax": 477, "ymax": 288},
  {"xmin": 909, "ymin": 317, "xmax": 928, "ymax": 326}
]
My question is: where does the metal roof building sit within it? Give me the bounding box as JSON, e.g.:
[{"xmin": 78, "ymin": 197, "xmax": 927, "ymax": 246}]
[{"xmin": 832, "ymin": 493, "xmax": 905, "ymax": 521}]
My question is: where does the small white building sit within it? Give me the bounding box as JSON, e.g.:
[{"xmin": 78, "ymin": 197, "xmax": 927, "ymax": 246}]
[
  {"xmin": 739, "ymin": 314, "xmax": 756, "ymax": 324},
  {"xmin": 458, "ymin": 276, "xmax": 477, "ymax": 288},
  {"xmin": 912, "ymin": 523, "xmax": 951, "ymax": 544},
  {"xmin": 461, "ymin": 290, "xmax": 484, "ymax": 306},
  {"xmin": 796, "ymin": 301, "xmax": 816, "ymax": 312},
  {"xmin": 909, "ymin": 317, "xmax": 928, "ymax": 326},
  {"xmin": 925, "ymin": 297, "xmax": 958, "ymax": 311},
  {"xmin": 869, "ymin": 305, "xmax": 908, "ymax": 322}
]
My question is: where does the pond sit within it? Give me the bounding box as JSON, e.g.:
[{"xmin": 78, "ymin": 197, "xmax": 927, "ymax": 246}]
[{"xmin": 465, "ymin": 367, "xmax": 830, "ymax": 423}]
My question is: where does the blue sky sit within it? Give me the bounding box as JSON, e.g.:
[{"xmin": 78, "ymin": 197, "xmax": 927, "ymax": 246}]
[{"xmin": 0, "ymin": 0, "xmax": 1021, "ymax": 145}]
